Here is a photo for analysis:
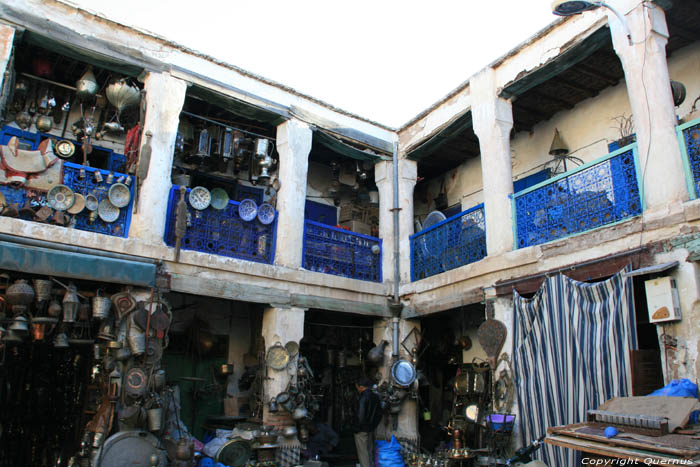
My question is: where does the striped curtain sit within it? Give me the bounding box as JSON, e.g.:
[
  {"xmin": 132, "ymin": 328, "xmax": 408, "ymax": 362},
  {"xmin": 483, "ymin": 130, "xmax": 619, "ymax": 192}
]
[{"xmin": 512, "ymin": 269, "xmax": 637, "ymax": 466}]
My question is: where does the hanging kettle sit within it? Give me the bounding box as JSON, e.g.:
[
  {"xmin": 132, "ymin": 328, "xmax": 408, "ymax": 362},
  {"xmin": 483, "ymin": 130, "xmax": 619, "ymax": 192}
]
[{"xmin": 367, "ymin": 340, "xmax": 389, "ymax": 366}]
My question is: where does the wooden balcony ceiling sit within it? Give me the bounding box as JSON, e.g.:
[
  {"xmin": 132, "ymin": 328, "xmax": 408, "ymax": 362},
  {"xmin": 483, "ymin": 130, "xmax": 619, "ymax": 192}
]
[
  {"xmin": 508, "ymin": 1, "xmax": 700, "ymax": 133},
  {"xmin": 411, "ymin": 1, "xmax": 699, "ymax": 181}
]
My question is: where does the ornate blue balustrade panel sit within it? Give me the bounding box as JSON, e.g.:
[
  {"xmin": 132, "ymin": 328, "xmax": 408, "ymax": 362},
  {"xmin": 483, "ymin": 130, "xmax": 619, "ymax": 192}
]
[
  {"xmin": 302, "ymin": 220, "xmax": 382, "ymax": 282},
  {"xmin": 410, "ymin": 205, "xmax": 486, "ymax": 282},
  {"xmin": 0, "ymin": 162, "xmax": 133, "ymax": 238},
  {"xmin": 514, "ymin": 148, "xmax": 641, "ymax": 248},
  {"xmin": 164, "ymin": 186, "xmax": 276, "ymax": 264},
  {"xmin": 679, "ymin": 119, "xmax": 700, "ymax": 198}
]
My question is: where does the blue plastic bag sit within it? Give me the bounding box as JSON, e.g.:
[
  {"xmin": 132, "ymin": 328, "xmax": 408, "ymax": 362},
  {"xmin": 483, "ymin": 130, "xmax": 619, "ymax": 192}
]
[
  {"xmin": 375, "ymin": 435, "xmax": 404, "ymax": 467},
  {"xmin": 649, "ymin": 379, "xmax": 699, "ymax": 424}
]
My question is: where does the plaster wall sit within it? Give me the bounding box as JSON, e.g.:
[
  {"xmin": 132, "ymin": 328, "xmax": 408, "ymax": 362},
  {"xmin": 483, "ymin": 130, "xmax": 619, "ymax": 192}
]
[
  {"xmin": 669, "ymin": 41, "xmax": 700, "ymax": 122},
  {"xmin": 650, "ymin": 248, "xmax": 700, "ymax": 384}
]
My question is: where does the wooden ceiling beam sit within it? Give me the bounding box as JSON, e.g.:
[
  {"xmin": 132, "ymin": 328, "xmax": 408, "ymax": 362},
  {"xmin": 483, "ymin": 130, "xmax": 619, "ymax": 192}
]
[
  {"xmin": 529, "ymin": 90, "xmax": 575, "ymax": 110},
  {"xmin": 513, "ymin": 103, "xmax": 549, "ymax": 119},
  {"xmin": 550, "ymin": 75, "xmax": 599, "ymax": 98},
  {"xmin": 573, "ymin": 63, "xmax": 620, "ymax": 86}
]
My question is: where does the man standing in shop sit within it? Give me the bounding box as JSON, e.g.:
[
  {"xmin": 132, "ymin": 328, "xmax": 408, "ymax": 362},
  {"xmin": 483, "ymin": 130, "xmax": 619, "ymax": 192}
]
[{"xmin": 353, "ymin": 376, "xmax": 382, "ymax": 467}]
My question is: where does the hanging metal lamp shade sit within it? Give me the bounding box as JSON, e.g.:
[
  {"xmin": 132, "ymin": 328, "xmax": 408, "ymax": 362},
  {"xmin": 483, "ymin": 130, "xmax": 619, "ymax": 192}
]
[{"xmin": 549, "ymin": 128, "xmax": 570, "ymax": 156}]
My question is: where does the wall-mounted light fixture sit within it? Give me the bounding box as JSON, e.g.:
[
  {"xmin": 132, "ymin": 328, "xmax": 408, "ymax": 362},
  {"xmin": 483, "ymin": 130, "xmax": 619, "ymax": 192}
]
[{"xmin": 551, "ymin": 0, "xmax": 632, "ymax": 44}]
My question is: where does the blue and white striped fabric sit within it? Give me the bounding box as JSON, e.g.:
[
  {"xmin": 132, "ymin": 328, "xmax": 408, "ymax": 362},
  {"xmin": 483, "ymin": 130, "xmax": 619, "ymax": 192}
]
[{"xmin": 512, "ymin": 269, "xmax": 637, "ymax": 466}]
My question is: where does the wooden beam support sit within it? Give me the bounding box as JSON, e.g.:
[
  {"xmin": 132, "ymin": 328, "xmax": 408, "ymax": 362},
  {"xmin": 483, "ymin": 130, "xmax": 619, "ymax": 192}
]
[
  {"xmin": 572, "ymin": 63, "xmax": 620, "ymax": 86},
  {"xmin": 530, "ymin": 90, "xmax": 575, "ymax": 109},
  {"xmin": 513, "ymin": 103, "xmax": 549, "ymax": 119},
  {"xmin": 551, "ymin": 76, "xmax": 599, "ymax": 98}
]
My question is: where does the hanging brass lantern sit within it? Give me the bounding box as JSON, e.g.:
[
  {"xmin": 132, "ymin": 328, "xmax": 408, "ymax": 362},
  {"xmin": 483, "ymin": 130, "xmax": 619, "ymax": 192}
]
[{"xmin": 62, "ymin": 284, "xmax": 80, "ymax": 323}]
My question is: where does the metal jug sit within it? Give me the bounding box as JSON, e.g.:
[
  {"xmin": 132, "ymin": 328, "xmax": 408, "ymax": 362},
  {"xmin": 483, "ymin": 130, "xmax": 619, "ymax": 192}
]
[
  {"xmin": 147, "ymin": 407, "xmax": 163, "ymax": 432},
  {"xmin": 128, "ymin": 325, "xmax": 146, "ymax": 356}
]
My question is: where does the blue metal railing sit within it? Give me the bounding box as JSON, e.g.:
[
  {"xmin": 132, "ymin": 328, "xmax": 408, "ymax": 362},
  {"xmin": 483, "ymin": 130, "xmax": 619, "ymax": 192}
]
[
  {"xmin": 164, "ymin": 186, "xmax": 277, "ymax": 264},
  {"xmin": 302, "ymin": 220, "xmax": 382, "ymax": 282},
  {"xmin": 513, "ymin": 144, "xmax": 642, "ymax": 249},
  {"xmin": 0, "ymin": 162, "xmax": 134, "ymax": 238},
  {"xmin": 676, "ymin": 117, "xmax": 700, "ymax": 200},
  {"xmin": 410, "ymin": 204, "xmax": 486, "ymax": 282}
]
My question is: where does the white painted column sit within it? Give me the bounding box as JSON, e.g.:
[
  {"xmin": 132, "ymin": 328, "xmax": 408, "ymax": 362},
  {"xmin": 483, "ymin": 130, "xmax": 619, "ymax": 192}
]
[
  {"xmin": 375, "ymin": 158, "xmax": 417, "ymax": 284},
  {"xmin": 261, "ymin": 306, "xmax": 305, "ymax": 427},
  {"xmin": 609, "ymin": 3, "xmax": 688, "ymax": 208},
  {"xmin": 129, "ymin": 72, "xmax": 187, "ymax": 245},
  {"xmin": 274, "ymin": 119, "xmax": 312, "ymax": 269},
  {"xmin": 0, "ymin": 24, "xmax": 15, "ymax": 101},
  {"xmin": 472, "ymin": 68, "xmax": 515, "ymax": 255},
  {"xmin": 373, "ymin": 318, "xmax": 421, "ymax": 442}
]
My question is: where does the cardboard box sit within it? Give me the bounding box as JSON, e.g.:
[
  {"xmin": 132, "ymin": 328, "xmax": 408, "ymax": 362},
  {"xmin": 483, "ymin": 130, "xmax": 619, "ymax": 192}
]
[{"xmin": 340, "ymin": 220, "xmax": 371, "ymax": 236}]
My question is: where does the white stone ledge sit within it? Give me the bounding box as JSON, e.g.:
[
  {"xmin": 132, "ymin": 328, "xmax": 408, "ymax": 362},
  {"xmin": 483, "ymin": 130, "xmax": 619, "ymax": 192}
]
[{"xmin": 0, "ymin": 217, "xmax": 389, "ymax": 300}]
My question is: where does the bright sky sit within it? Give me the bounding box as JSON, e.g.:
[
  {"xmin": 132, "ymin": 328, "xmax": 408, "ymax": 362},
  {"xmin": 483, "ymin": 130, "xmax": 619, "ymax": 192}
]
[{"xmin": 67, "ymin": 1, "xmax": 556, "ymax": 129}]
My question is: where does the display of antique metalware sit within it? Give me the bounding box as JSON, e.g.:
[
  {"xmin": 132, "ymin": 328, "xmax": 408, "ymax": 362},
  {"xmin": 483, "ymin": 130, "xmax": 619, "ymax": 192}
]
[
  {"xmin": 15, "ymin": 111, "xmax": 32, "ymax": 129},
  {"xmin": 54, "ymin": 139, "xmax": 76, "ymax": 159},
  {"xmin": 238, "ymin": 198, "xmax": 258, "ymax": 222},
  {"xmin": 48, "ymin": 299, "xmax": 62, "ymax": 318},
  {"xmin": 31, "ymin": 316, "xmax": 58, "ymax": 341},
  {"xmin": 92, "ymin": 291, "xmax": 112, "ymax": 320},
  {"xmin": 108, "ymin": 183, "xmax": 131, "ymax": 208},
  {"xmin": 105, "ymin": 79, "xmax": 140, "ymax": 116},
  {"xmin": 53, "ymin": 331, "xmax": 69, "ymax": 348},
  {"xmin": 36, "ymin": 114, "xmax": 53, "ymax": 132},
  {"xmin": 10, "ymin": 315, "xmax": 29, "ymax": 333},
  {"xmin": 265, "ymin": 341, "xmax": 290, "ymax": 370},
  {"xmin": 98, "ymin": 199, "xmax": 120, "ymax": 223},
  {"xmin": 209, "ymin": 188, "xmax": 229, "ymax": 210},
  {"xmin": 188, "ymin": 186, "xmax": 211, "ymax": 210},
  {"xmin": 62, "ymin": 284, "xmax": 80, "ymax": 323},
  {"xmin": 75, "ymin": 67, "xmax": 99, "ymax": 101},
  {"xmin": 33, "ymin": 279, "xmax": 54, "ymax": 303},
  {"xmin": 85, "ymin": 194, "xmax": 99, "ymax": 211},
  {"xmin": 48, "ymin": 184, "xmax": 76, "ymax": 212},
  {"xmin": 6, "ymin": 279, "xmax": 35, "ymax": 308}
]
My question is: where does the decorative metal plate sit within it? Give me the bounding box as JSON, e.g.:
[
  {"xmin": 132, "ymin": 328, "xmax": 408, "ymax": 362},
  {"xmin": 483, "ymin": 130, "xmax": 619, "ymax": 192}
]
[
  {"xmin": 391, "ymin": 359, "xmax": 417, "ymax": 387},
  {"xmin": 217, "ymin": 439, "xmax": 252, "ymax": 467},
  {"xmin": 67, "ymin": 193, "xmax": 86, "ymax": 215},
  {"xmin": 108, "ymin": 182, "xmax": 131, "ymax": 208},
  {"xmin": 257, "ymin": 203, "xmax": 276, "ymax": 225},
  {"xmin": 99, "ymin": 431, "xmax": 166, "ymax": 467},
  {"xmin": 188, "ymin": 186, "xmax": 211, "ymax": 210},
  {"xmin": 85, "ymin": 194, "xmax": 99, "ymax": 211},
  {"xmin": 285, "ymin": 341, "xmax": 299, "ymax": 358},
  {"xmin": 266, "ymin": 341, "xmax": 290, "ymax": 370},
  {"xmin": 98, "ymin": 199, "xmax": 120, "ymax": 223},
  {"xmin": 238, "ymin": 198, "xmax": 258, "ymax": 222},
  {"xmin": 54, "ymin": 140, "xmax": 76, "ymax": 158},
  {"xmin": 47, "ymin": 184, "xmax": 75, "ymax": 211},
  {"xmin": 125, "ymin": 367, "xmax": 148, "ymax": 398},
  {"xmin": 210, "ymin": 187, "xmax": 229, "ymax": 210}
]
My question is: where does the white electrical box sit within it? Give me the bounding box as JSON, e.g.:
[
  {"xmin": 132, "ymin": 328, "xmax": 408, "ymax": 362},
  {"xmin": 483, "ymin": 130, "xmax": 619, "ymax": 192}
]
[{"xmin": 644, "ymin": 276, "xmax": 681, "ymax": 324}]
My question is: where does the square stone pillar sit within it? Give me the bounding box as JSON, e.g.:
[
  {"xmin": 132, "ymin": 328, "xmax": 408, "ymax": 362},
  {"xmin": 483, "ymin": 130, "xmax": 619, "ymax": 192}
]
[
  {"xmin": 129, "ymin": 72, "xmax": 187, "ymax": 245},
  {"xmin": 373, "ymin": 318, "xmax": 421, "ymax": 442},
  {"xmin": 0, "ymin": 24, "xmax": 16, "ymax": 118},
  {"xmin": 610, "ymin": 3, "xmax": 688, "ymax": 208},
  {"xmin": 274, "ymin": 119, "xmax": 312, "ymax": 269},
  {"xmin": 375, "ymin": 158, "xmax": 417, "ymax": 284},
  {"xmin": 472, "ymin": 68, "xmax": 515, "ymax": 256},
  {"xmin": 261, "ymin": 306, "xmax": 305, "ymax": 427}
]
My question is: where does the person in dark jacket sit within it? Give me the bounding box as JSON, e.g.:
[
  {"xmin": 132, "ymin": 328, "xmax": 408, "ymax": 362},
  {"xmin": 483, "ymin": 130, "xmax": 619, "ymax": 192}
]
[{"xmin": 354, "ymin": 376, "xmax": 382, "ymax": 467}]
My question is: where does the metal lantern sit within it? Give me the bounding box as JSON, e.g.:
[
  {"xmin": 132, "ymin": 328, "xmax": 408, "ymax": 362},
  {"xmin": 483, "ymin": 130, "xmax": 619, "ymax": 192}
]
[
  {"xmin": 33, "ymin": 279, "xmax": 53, "ymax": 303},
  {"xmin": 10, "ymin": 315, "xmax": 29, "ymax": 333},
  {"xmin": 54, "ymin": 331, "xmax": 69, "ymax": 348},
  {"xmin": 62, "ymin": 284, "xmax": 80, "ymax": 323},
  {"xmin": 31, "ymin": 317, "xmax": 55, "ymax": 341}
]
